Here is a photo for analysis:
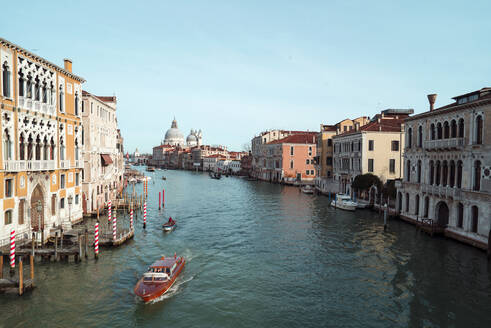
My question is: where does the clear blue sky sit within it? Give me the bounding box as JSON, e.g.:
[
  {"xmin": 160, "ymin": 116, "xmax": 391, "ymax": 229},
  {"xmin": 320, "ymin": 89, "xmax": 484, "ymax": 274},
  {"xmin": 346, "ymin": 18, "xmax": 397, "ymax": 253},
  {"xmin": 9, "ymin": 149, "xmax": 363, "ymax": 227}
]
[{"xmin": 1, "ymin": 0, "xmax": 490, "ymax": 153}]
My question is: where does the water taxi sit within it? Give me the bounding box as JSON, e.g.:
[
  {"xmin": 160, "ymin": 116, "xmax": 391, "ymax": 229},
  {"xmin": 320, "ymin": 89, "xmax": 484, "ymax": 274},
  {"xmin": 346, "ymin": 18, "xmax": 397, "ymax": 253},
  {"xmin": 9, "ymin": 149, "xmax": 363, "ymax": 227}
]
[
  {"xmin": 146, "ymin": 167, "xmax": 156, "ymax": 172},
  {"xmin": 330, "ymin": 194, "xmax": 357, "ymax": 211},
  {"xmin": 301, "ymin": 185, "xmax": 314, "ymax": 194},
  {"xmin": 134, "ymin": 255, "xmax": 185, "ymax": 303}
]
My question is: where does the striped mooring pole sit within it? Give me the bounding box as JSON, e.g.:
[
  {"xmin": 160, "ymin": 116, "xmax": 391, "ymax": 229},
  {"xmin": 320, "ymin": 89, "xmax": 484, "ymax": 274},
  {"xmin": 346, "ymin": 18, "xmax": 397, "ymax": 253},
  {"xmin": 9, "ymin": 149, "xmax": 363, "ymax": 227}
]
[
  {"xmin": 112, "ymin": 214, "xmax": 117, "ymax": 241},
  {"xmin": 162, "ymin": 189, "xmax": 165, "ymax": 208},
  {"xmin": 130, "ymin": 209, "xmax": 134, "ymax": 231},
  {"xmin": 10, "ymin": 230, "xmax": 15, "ymax": 269},
  {"xmin": 159, "ymin": 192, "xmax": 161, "ymax": 210},
  {"xmin": 94, "ymin": 222, "xmax": 99, "ymax": 258},
  {"xmin": 108, "ymin": 200, "xmax": 112, "ymax": 222},
  {"xmin": 143, "ymin": 201, "xmax": 147, "ymax": 229}
]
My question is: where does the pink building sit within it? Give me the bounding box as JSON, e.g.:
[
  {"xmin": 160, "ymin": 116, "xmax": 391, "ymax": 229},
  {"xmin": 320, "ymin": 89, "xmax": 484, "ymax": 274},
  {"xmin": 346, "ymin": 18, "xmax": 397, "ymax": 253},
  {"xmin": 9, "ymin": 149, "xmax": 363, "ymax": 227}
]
[{"xmin": 257, "ymin": 133, "xmax": 317, "ymax": 183}]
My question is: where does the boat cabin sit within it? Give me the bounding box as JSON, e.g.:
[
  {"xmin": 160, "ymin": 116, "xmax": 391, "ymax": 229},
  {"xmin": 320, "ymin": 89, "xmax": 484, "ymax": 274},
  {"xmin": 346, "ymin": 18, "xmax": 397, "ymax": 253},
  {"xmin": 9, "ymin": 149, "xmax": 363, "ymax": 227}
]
[{"xmin": 143, "ymin": 256, "xmax": 182, "ymax": 283}]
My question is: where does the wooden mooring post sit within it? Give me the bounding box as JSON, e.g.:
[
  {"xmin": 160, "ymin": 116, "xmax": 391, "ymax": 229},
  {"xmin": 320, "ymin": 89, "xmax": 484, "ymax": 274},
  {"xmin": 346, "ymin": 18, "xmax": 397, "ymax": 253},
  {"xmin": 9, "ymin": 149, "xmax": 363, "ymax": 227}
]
[
  {"xmin": 30, "ymin": 254, "xmax": 34, "ymax": 286},
  {"xmin": 84, "ymin": 229, "xmax": 88, "ymax": 259},
  {"xmin": 487, "ymin": 229, "xmax": 491, "ymax": 261},
  {"xmin": 0, "ymin": 254, "xmax": 3, "ymax": 279},
  {"xmin": 18, "ymin": 258, "xmax": 23, "ymax": 296},
  {"xmin": 54, "ymin": 232, "xmax": 58, "ymax": 261}
]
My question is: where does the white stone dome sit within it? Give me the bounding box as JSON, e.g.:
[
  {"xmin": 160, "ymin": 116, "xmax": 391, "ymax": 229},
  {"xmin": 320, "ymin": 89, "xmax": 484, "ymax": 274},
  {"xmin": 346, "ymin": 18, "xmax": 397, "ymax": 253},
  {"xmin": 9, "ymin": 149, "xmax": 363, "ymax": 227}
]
[{"xmin": 164, "ymin": 119, "xmax": 185, "ymax": 146}]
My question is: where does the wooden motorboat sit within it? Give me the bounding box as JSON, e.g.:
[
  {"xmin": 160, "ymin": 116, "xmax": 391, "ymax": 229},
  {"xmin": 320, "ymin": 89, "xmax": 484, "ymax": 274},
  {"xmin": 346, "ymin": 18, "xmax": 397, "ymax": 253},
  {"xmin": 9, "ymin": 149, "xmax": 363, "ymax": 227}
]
[
  {"xmin": 162, "ymin": 176, "xmax": 167, "ymax": 180},
  {"xmin": 146, "ymin": 167, "xmax": 156, "ymax": 172},
  {"xmin": 134, "ymin": 255, "xmax": 185, "ymax": 303},
  {"xmin": 162, "ymin": 219, "xmax": 176, "ymax": 232},
  {"xmin": 301, "ymin": 185, "xmax": 314, "ymax": 194},
  {"xmin": 209, "ymin": 172, "xmax": 221, "ymax": 179},
  {"xmin": 330, "ymin": 194, "xmax": 357, "ymax": 211}
]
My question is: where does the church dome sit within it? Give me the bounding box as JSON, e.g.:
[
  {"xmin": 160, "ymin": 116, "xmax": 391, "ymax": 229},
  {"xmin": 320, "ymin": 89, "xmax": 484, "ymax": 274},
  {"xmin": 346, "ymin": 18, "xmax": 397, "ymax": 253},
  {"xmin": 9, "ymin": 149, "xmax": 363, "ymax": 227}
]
[
  {"xmin": 187, "ymin": 134, "xmax": 197, "ymax": 143},
  {"xmin": 164, "ymin": 119, "xmax": 185, "ymax": 146}
]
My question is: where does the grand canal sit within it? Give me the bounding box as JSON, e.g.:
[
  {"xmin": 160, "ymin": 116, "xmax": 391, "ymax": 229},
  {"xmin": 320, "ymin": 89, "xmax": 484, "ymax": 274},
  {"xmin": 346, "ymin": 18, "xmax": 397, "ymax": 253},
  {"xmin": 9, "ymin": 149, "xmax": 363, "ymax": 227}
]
[{"xmin": 2, "ymin": 170, "xmax": 491, "ymax": 327}]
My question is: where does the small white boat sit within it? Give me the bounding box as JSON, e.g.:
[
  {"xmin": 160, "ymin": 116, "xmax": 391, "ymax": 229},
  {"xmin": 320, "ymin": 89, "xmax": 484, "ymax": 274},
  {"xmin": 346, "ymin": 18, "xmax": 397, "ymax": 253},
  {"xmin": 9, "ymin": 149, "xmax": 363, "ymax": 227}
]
[
  {"xmin": 301, "ymin": 185, "xmax": 314, "ymax": 194},
  {"xmin": 331, "ymin": 194, "xmax": 357, "ymax": 211}
]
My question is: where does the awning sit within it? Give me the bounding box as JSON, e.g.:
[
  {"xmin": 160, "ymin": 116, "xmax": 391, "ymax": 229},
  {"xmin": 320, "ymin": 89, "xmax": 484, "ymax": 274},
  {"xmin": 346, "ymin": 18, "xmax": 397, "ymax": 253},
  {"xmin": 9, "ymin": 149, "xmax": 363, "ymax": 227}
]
[{"xmin": 101, "ymin": 154, "xmax": 113, "ymax": 166}]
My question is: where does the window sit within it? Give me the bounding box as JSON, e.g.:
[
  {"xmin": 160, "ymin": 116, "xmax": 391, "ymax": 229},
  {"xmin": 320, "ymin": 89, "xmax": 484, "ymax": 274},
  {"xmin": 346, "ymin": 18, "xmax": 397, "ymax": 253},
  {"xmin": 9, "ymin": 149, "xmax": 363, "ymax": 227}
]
[
  {"xmin": 407, "ymin": 128, "xmax": 412, "ymax": 148},
  {"xmin": 327, "ymin": 139, "xmax": 332, "ymax": 146},
  {"xmin": 417, "ymin": 160, "xmax": 422, "ymax": 183},
  {"xmin": 326, "ymin": 157, "xmax": 333, "ymax": 165},
  {"xmin": 451, "ymin": 120, "xmax": 457, "ymax": 138},
  {"xmin": 76, "ymin": 173, "xmax": 80, "ymax": 185},
  {"xmin": 290, "ymin": 160, "xmax": 293, "ymax": 169},
  {"xmin": 305, "ymin": 170, "xmax": 309, "ymax": 176},
  {"xmin": 368, "ymin": 159, "xmax": 374, "ymax": 172},
  {"xmin": 61, "ymin": 174, "xmax": 66, "ymax": 189},
  {"xmin": 458, "ymin": 119, "xmax": 464, "ymax": 138},
  {"xmin": 327, "ymin": 171, "xmax": 331, "ymax": 177},
  {"xmin": 18, "ymin": 73, "xmax": 24, "ymax": 97},
  {"xmin": 437, "ymin": 123, "xmax": 442, "ymax": 139},
  {"xmin": 424, "ymin": 197, "xmax": 429, "ymax": 218},
  {"xmin": 368, "ymin": 140, "xmax": 374, "ymax": 151},
  {"xmin": 2, "ymin": 62, "xmax": 11, "ymax": 98},
  {"xmin": 59, "ymin": 85, "xmax": 64, "ymax": 112},
  {"xmin": 430, "ymin": 124, "xmax": 435, "ymax": 140},
  {"xmin": 306, "ymin": 159, "xmax": 309, "ymax": 165},
  {"xmin": 457, "ymin": 161, "xmax": 463, "ymax": 188},
  {"xmin": 435, "ymin": 161, "xmax": 441, "ymax": 185},
  {"xmin": 405, "ymin": 193, "xmax": 410, "ymax": 212},
  {"xmin": 473, "ymin": 161, "xmax": 481, "ymax": 191},
  {"xmin": 406, "ymin": 160, "xmax": 411, "ymax": 182},
  {"xmin": 18, "ymin": 199, "xmax": 25, "ymax": 224},
  {"xmin": 4, "ymin": 210, "xmax": 12, "ymax": 225},
  {"xmin": 415, "ymin": 195, "xmax": 420, "ymax": 216},
  {"xmin": 418, "ymin": 126, "xmax": 423, "ymax": 147},
  {"xmin": 51, "ymin": 194, "xmax": 56, "ymax": 215},
  {"xmin": 389, "ymin": 159, "xmax": 395, "ymax": 173},
  {"xmin": 5, "ymin": 178, "xmax": 13, "ymax": 197},
  {"xmin": 443, "ymin": 122, "xmax": 449, "ymax": 139},
  {"xmin": 391, "ymin": 140, "xmax": 399, "ymax": 151},
  {"xmin": 311, "ymin": 170, "xmax": 314, "ymax": 175},
  {"xmin": 290, "ymin": 146, "xmax": 294, "ymax": 156},
  {"xmin": 429, "ymin": 161, "xmax": 434, "ymax": 185},
  {"xmin": 75, "ymin": 195, "xmax": 79, "ymax": 205},
  {"xmin": 475, "ymin": 115, "xmax": 483, "ymax": 144},
  {"xmin": 457, "ymin": 203, "xmax": 464, "ymax": 228},
  {"xmin": 60, "ymin": 198, "xmax": 65, "ymax": 209},
  {"xmin": 75, "ymin": 92, "xmax": 79, "ymax": 116},
  {"xmin": 442, "ymin": 161, "xmax": 448, "ymax": 186},
  {"xmin": 449, "ymin": 161, "xmax": 455, "ymax": 187},
  {"xmin": 471, "ymin": 206, "xmax": 478, "ymax": 233}
]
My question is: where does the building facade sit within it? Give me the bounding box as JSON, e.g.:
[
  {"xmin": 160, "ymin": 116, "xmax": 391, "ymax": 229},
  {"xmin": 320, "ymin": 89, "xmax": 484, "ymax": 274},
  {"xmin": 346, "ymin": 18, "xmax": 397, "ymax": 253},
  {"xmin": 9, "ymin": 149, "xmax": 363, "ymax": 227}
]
[
  {"xmin": 396, "ymin": 89, "xmax": 491, "ymax": 249},
  {"xmin": 332, "ymin": 109, "xmax": 412, "ymax": 195},
  {"xmin": 0, "ymin": 38, "xmax": 85, "ymax": 244},
  {"xmin": 81, "ymin": 91, "xmax": 124, "ymax": 215}
]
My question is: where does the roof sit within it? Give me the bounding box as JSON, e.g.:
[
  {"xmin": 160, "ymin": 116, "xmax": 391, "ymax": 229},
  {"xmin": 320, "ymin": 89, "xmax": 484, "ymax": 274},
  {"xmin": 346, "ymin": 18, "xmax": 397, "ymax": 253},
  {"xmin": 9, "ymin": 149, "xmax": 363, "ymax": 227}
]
[
  {"xmin": 153, "ymin": 144, "xmax": 174, "ymax": 149},
  {"xmin": 268, "ymin": 133, "xmax": 316, "ymax": 144},
  {"xmin": 205, "ymin": 154, "xmax": 227, "ymax": 159},
  {"xmin": 335, "ymin": 118, "xmax": 404, "ymax": 137},
  {"xmin": 96, "ymin": 96, "xmax": 117, "ymax": 103},
  {"xmin": 0, "ymin": 37, "xmax": 85, "ymax": 82}
]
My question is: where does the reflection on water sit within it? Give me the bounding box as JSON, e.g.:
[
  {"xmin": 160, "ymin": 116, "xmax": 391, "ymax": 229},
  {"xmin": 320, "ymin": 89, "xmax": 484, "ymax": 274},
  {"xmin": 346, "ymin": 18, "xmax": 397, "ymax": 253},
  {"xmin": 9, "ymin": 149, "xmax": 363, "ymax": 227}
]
[{"xmin": 1, "ymin": 170, "xmax": 490, "ymax": 327}]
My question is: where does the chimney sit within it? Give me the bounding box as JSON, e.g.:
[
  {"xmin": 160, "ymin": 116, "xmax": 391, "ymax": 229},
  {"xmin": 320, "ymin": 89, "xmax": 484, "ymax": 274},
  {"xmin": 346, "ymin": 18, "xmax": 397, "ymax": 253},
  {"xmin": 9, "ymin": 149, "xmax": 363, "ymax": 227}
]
[
  {"xmin": 355, "ymin": 122, "xmax": 360, "ymax": 131},
  {"xmin": 427, "ymin": 94, "xmax": 437, "ymax": 111},
  {"xmin": 64, "ymin": 58, "xmax": 72, "ymax": 72}
]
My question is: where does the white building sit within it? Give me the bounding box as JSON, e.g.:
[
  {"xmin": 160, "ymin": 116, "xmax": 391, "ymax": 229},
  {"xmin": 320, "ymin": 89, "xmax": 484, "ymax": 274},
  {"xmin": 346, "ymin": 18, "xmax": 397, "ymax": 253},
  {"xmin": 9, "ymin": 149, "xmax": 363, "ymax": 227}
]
[{"xmin": 81, "ymin": 91, "xmax": 124, "ymax": 215}]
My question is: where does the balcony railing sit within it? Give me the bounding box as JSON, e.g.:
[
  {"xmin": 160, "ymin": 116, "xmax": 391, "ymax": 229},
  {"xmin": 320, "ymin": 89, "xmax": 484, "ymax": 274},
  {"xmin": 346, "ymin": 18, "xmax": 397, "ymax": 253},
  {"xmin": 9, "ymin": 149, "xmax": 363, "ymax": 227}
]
[
  {"xmin": 59, "ymin": 160, "xmax": 70, "ymax": 169},
  {"xmin": 420, "ymin": 183, "xmax": 462, "ymax": 200},
  {"xmin": 18, "ymin": 96, "xmax": 56, "ymax": 115},
  {"xmin": 423, "ymin": 138, "xmax": 464, "ymax": 151},
  {"xmin": 3, "ymin": 160, "xmax": 56, "ymax": 172},
  {"xmin": 73, "ymin": 159, "xmax": 84, "ymax": 168}
]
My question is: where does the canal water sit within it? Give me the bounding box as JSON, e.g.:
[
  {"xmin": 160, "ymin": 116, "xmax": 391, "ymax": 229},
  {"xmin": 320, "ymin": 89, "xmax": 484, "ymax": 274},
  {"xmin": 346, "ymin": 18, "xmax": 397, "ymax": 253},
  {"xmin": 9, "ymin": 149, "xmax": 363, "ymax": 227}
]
[{"xmin": 2, "ymin": 169, "xmax": 491, "ymax": 327}]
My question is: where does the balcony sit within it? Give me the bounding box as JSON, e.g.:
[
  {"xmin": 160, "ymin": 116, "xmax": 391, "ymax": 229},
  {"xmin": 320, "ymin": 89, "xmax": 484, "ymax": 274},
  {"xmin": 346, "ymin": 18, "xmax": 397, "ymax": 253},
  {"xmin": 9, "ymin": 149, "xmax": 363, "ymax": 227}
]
[
  {"xmin": 420, "ymin": 183, "xmax": 462, "ymax": 200},
  {"xmin": 3, "ymin": 160, "xmax": 56, "ymax": 172},
  {"xmin": 423, "ymin": 138, "xmax": 464, "ymax": 151},
  {"xmin": 73, "ymin": 159, "xmax": 84, "ymax": 168},
  {"xmin": 59, "ymin": 160, "xmax": 70, "ymax": 169}
]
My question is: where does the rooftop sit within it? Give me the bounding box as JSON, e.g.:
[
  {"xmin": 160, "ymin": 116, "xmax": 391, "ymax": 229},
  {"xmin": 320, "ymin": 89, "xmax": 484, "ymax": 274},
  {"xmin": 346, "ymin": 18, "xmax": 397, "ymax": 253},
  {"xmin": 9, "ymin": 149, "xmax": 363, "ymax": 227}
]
[{"xmin": 268, "ymin": 133, "xmax": 316, "ymax": 144}]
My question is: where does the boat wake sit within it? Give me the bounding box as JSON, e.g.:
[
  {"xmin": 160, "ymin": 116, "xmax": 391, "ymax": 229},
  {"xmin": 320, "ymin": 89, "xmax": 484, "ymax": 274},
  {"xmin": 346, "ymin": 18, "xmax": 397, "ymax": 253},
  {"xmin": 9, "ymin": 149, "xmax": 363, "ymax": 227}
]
[{"xmin": 147, "ymin": 273, "xmax": 196, "ymax": 304}]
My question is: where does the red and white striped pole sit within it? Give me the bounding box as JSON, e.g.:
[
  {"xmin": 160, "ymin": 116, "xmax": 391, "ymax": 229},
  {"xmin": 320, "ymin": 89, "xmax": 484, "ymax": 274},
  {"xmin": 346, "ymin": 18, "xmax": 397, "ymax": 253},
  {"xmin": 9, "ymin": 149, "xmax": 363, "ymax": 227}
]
[
  {"xmin": 162, "ymin": 188, "xmax": 165, "ymax": 208},
  {"xmin": 10, "ymin": 230, "xmax": 15, "ymax": 269},
  {"xmin": 159, "ymin": 192, "xmax": 161, "ymax": 210},
  {"xmin": 94, "ymin": 222, "xmax": 99, "ymax": 258},
  {"xmin": 112, "ymin": 214, "xmax": 117, "ymax": 241},
  {"xmin": 108, "ymin": 200, "xmax": 112, "ymax": 222},
  {"xmin": 130, "ymin": 209, "xmax": 134, "ymax": 231},
  {"xmin": 143, "ymin": 201, "xmax": 147, "ymax": 229}
]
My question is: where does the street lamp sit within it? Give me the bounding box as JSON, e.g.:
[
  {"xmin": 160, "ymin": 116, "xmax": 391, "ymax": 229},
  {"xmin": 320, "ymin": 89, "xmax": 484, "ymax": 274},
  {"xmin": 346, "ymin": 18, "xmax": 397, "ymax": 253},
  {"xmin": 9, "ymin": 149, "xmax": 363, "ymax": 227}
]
[
  {"xmin": 36, "ymin": 200, "xmax": 43, "ymax": 244},
  {"xmin": 68, "ymin": 195, "xmax": 73, "ymax": 226}
]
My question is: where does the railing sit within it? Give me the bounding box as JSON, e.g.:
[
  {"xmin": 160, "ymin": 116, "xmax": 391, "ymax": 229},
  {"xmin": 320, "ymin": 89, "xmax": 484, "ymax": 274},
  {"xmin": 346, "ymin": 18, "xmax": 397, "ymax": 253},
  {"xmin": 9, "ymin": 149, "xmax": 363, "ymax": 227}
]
[
  {"xmin": 72, "ymin": 159, "xmax": 83, "ymax": 168},
  {"xmin": 3, "ymin": 160, "xmax": 55, "ymax": 172},
  {"xmin": 420, "ymin": 183, "xmax": 462, "ymax": 200},
  {"xmin": 423, "ymin": 138, "xmax": 464, "ymax": 150},
  {"xmin": 59, "ymin": 160, "xmax": 70, "ymax": 169},
  {"xmin": 18, "ymin": 96, "xmax": 56, "ymax": 115}
]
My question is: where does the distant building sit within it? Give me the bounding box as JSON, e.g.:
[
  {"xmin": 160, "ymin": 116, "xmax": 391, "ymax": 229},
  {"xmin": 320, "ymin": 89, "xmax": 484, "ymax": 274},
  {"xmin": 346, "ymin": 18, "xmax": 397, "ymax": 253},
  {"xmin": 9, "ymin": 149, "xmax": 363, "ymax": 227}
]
[{"xmin": 396, "ymin": 88, "xmax": 491, "ymax": 250}]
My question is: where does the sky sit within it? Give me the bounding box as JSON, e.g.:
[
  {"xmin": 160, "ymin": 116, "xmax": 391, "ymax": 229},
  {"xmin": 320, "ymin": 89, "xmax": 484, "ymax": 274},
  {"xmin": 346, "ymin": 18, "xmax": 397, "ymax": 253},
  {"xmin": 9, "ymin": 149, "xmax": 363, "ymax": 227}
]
[{"xmin": 1, "ymin": 0, "xmax": 490, "ymax": 153}]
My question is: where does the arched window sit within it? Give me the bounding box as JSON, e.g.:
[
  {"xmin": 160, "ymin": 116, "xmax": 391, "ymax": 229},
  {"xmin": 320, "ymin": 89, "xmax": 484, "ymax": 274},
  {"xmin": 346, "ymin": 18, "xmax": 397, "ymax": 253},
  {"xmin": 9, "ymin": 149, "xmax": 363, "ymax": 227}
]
[
  {"xmin": 429, "ymin": 161, "xmax": 434, "ymax": 185},
  {"xmin": 417, "ymin": 160, "xmax": 422, "ymax": 183},
  {"xmin": 458, "ymin": 119, "xmax": 464, "ymax": 138},
  {"xmin": 415, "ymin": 195, "xmax": 420, "ymax": 216},
  {"xmin": 451, "ymin": 120, "xmax": 457, "ymax": 138},
  {"xmin": 457, "ymin": 203, "xmax": 464, "ymax": 228},
  {"xmin": 405, "ymin": 193, "xmax": 410, "ymax": 212},
  {"xmin": 4, "ymin": 209, "xmax": 13, "ymax": 225},
  {"xmin": 35, "ymin": 135, "xmax": 41, "ymax": 160},
  {"xmin": 75, "ymin": 92, "xmax": 79, "ymax": 116},
  {"xmin": 442, "ymin": 161, "xmax": 448, "ymax": 186},
  {"xmin": 406, "ymin": 160, "xmax": 411, "ymax": 182},
  {"xmin": 430, "ymin": 123, "xmax": 435, "ymax": 140},
  {"xmin": 407, "ymin": 128, "xmax": 412, "ymax": 148},
  {"xmin": 473, "ymin": 160, "xmax": 481, "ymax": 191},
  {"xmin": 418, "ymin": 126, "xmax": 423, "ymax": 147},
  {"xmin": 26, "ymin": 74, "xmax": 33, "ymax": 99},
  {"xmin": 457, "ymin": 161, "xmax": 463, "ymax": 188},
  {"xmin": 475, "ymin": 115, "xmax": 483, "ymax": 144},
  {"xmin": 60, "ymin": 138, "xmax": 65, "ymax": 161},
  {"xmin": 19, "ymin": 134, "xmax": 25, "ymax": 160},
  {"xmin": 59, "ymin": 85, "xmax": 64, "ymax": 112},
  {"xmin": 3, "ymin": 129, "xmax": 12, "ymax": 160},
  {"xmin": 43, "ymin": 136, "xmax": 48, "ymax": 160},
  {"xmin": 443, "ymin": 121, "xmax": 450, "ymax": 139},
  {"xmin": 18, "ymin": 71, "xmax": 24, "ymax": 97},
  {"xmin": 50, "ymin": 137, "xmax": 55, "ymax": 160},
  {"xmin": 42, "ymin": 82, "xmax": 47, "ymax": 103},
  {"xmin": 435, "ymin": 161, "xmax": 441, "ymax": 185},
  {"xmin": 34, "ymin": 77, "xmax": 40, "ymax": 101},
  {"xmin": 424, "ymin": 197, "xmax": 429, "ymax": 218},
  {"xmin": 471, "ymin": 206, "xmax": 478, "ymax": 233},
  {"xmin": 2, "ymin": 62, "xmax": 11, "ymax": 98},
  {"xmin": 449, "ymin": 161, "xmax": 455, "ymax": 187},
  {"xmin": 50, "ymin": 83, "xmax": 55, "ymax": 105},
  {"xmin": 437, "ymin": 123, "xmax": 443, "ymax": 139}
]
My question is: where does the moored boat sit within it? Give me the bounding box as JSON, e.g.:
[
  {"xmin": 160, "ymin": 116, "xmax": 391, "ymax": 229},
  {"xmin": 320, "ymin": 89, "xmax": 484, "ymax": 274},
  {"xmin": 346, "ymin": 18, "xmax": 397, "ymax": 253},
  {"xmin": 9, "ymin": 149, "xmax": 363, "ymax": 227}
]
[
  {"xmin": 330, "ymin": 194, "xmax": 357, "ymax": 211},
  {"xmin": 134, "ymin": 255, "xmax": 185, "ymax": 303},
  {"xmin": 146, "ymin": 167, "xmax": 156, "ymax": 172},
  {"xmin": 301, "ymin": 185, "xmax": 314, "ymax": 194}
]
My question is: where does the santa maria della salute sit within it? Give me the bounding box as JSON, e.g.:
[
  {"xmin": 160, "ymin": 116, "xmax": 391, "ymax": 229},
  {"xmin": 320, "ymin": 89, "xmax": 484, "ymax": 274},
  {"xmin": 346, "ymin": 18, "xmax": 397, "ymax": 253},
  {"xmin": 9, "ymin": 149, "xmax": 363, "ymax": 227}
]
[{"xmin": 163, "ymin": 118, "xmax": 202, "ymax": 147}]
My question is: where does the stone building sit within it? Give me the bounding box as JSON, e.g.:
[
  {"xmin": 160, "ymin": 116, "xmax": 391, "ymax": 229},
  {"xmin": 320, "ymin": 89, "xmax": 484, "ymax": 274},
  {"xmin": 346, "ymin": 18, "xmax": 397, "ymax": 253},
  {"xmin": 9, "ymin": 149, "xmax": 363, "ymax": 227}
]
[
  {"xmin": 332, "ymin": 109, "xmax": 413, "ymax": 196},
  {"xmin": 0, "ymin": 38, "xmax": 84, "ymax": 244},
  {"xmin": 81, "ymin": 91, "xmax": 124, "ymax": 215},
  {"xmin": 396, "ymin": 89, "xmax": 491, "ymax": 249}
]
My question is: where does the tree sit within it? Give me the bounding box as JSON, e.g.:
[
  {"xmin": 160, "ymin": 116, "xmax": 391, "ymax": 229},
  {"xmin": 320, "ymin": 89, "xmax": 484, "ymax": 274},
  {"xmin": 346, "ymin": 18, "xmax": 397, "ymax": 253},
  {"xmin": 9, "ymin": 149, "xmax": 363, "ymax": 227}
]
[
  {"xmin": 242, "ymin": 143, "xmax": 251, "ymax": 153},
  {"xmin": 352, "ymin": 173, "xmax": 383, "ymax": 195},
  {"xmin": 382, "ymin": 180, "xmax": 397, "ymax": 200}
]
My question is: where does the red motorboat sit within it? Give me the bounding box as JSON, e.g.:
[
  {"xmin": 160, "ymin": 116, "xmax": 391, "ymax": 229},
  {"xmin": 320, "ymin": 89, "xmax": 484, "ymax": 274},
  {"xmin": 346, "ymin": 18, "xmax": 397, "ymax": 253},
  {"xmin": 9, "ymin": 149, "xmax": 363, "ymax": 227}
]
[{"xmin": 134, "ymin": 255, "xmax": 186, "ymax": 303}]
